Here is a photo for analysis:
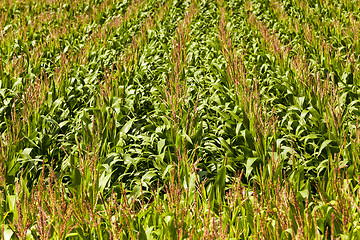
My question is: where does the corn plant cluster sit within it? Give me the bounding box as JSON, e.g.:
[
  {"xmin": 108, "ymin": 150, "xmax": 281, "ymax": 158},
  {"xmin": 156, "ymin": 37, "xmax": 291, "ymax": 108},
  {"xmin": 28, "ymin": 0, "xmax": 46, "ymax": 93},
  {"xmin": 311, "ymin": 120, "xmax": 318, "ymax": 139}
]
[{"xmin": 1, "ymin": 0, "xmax": 360, "ymax": 238}]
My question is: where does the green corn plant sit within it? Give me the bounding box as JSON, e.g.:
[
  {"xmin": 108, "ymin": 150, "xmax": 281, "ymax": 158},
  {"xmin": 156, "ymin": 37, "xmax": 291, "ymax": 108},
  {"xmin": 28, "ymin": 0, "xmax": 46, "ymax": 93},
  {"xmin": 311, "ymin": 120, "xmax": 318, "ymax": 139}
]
[{"xmin": 2, "ymin": 0, "xmax": 360, "ymax": 238}]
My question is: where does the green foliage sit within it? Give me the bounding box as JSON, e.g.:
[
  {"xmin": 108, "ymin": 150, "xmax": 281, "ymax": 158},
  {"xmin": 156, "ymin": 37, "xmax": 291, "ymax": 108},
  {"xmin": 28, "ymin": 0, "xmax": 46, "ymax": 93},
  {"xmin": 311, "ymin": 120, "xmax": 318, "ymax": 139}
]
[{"xmin": 1, "ymin": 0, "xmax": 360, "ymax": 238}]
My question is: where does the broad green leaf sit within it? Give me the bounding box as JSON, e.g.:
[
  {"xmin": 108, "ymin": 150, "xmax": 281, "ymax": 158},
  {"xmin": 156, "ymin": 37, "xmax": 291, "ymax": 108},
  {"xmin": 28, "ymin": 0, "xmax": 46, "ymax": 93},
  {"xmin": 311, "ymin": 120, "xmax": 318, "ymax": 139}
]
[
  {"xmin": 3, "ymin": 226, "xmax": 13, "ymax": 240},
  {"xmin": 318, "ymin": 140, "xmax": 333, "ymax": 157},
  {"xmin": 246, "ymin": 158, "xmax": 257, "ymax": 178},
  {"xmin": 157, "ymin": 139, "xmax": 166, "ymax": 153},
  {"xmin": 120, "ymin": 118, "xmax": 135, "ymax": 135}
]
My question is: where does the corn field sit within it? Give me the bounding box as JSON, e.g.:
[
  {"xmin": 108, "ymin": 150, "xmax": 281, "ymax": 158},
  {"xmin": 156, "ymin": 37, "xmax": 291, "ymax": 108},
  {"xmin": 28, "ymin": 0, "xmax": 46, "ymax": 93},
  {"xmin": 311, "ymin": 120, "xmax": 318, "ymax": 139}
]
[{"xmin": 1, "ymin": 0, "xmax": 360, "ymax": 239}]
